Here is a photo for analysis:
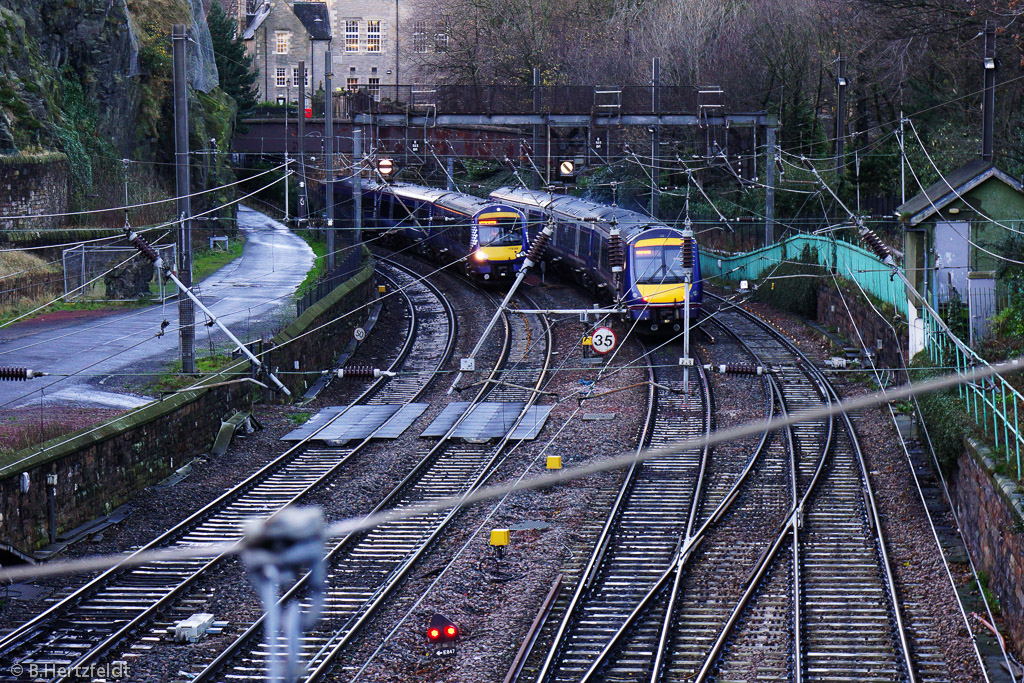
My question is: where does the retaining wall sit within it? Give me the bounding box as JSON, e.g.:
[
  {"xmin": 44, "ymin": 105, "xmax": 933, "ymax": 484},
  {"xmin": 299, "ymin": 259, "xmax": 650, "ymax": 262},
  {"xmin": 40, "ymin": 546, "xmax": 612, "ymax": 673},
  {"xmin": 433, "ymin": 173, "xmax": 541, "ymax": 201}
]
[
  {"xmin": 0, "ymin": 252, "xmax": 375, "ymax": 554},
  {"xmin": 816, "ymin": 284, "xmax": 908, "ymax": 372},
  {"xmin": 950, "ymin": 439, "xmax": 1024, "ymax": 658},
  {"xmin": 0, "ymin": 153, "xmax": 68, "ymax": 230}
]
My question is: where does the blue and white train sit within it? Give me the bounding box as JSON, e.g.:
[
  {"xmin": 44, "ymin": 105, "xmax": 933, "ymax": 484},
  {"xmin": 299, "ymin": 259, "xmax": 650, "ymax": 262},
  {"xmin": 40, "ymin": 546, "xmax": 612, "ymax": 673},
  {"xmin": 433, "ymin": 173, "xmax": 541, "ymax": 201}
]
[
  {"xmin": 342, "ymin": 179, "xmax": 529, "ymax": 281},
  {"xmin": 489, "ymin": 187, "xmax": 702, "ymax": 331}
]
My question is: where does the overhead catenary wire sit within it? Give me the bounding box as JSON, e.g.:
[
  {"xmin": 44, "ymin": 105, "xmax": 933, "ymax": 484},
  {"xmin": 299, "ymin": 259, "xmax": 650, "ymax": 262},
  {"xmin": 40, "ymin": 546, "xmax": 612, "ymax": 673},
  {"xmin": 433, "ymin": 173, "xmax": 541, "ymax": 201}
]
[{"xmin": 1, "ymin": 357, "xmax": 1020, "ymax": 587}]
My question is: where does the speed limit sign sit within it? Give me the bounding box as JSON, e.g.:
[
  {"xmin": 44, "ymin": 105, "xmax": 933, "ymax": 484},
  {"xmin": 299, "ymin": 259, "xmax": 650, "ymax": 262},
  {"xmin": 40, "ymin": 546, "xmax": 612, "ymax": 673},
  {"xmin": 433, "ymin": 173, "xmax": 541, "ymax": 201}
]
[{"xmin": 591, "ymin": 326, "xmax": 617, "ymax": 355}]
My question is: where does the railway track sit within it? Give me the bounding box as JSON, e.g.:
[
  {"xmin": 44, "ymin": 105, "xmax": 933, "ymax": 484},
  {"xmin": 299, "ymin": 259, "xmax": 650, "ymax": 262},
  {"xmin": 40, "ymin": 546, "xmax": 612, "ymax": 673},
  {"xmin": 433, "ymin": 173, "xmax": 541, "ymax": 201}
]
[
  {"xmin": 516, "ymin": 294, "xmax": 921, "ymax": 682},
  {"xmin": 0, "ymin": 259, "xmax": 453, "ymax": 683},
  {"xmin": 693, "ymin": 297, "xmax": 913, "ymax": 682},
  {"xmin": 191, "ymin": 287, "xmax": 553, "ymax": 682}
]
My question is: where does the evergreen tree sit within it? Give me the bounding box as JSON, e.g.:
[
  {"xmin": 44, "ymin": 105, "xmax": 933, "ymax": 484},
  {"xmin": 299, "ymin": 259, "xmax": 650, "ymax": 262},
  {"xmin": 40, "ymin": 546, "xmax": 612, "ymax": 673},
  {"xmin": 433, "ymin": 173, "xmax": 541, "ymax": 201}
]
[{"xmin": 208, "ymin": 3, "xmax": 258, "ymax": 121}]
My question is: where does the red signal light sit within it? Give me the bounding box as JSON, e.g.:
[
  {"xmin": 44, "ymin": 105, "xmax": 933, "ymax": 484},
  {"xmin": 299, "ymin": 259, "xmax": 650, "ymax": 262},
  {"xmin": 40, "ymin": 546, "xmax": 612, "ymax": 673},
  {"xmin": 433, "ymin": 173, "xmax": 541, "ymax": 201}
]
[
  {"xmin": 444, "ymin": 625, "xmax": 457, "ymax": 638},
  {"xmin": 428, "ymin": 627, "xmax": 441, "ymax": 640}
]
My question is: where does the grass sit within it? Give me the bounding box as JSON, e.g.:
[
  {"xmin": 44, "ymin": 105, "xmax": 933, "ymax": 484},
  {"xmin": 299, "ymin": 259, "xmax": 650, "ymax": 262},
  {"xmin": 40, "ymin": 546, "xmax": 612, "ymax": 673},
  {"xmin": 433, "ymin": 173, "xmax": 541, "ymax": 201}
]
[
  {"xmin": 0, "ymin": 238, "xmax": 247, "ymax": 327},
  {"xmin": 287, "ymin": 411, "xmax": 312, "ymax": 425},
  {"xmin": 293, "ymin": 229, "xmax": 327, "ymax": 297},
  {"xmin": 144, "ymin": 353, "xmax": 237, "ymax": 395}
]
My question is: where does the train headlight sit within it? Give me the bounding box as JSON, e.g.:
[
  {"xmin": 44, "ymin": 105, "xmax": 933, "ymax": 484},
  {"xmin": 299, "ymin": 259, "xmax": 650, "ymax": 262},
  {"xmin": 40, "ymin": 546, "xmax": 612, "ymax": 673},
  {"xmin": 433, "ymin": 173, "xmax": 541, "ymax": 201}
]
[{"xmin": 473, "ymin": 249, "xmax": 489, "ymax": 262}]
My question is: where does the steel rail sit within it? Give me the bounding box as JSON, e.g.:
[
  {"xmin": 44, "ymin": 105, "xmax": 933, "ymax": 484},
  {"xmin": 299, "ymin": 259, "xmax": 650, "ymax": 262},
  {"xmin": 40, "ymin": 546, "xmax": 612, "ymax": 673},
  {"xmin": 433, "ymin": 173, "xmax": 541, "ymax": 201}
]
[
  {"xmin": 195, "ymin": 288, "xmax": 553, "ymax": 682},
  {"xmin": 0, "ymin": 259, "xmax": 448, "ymax": 682}
]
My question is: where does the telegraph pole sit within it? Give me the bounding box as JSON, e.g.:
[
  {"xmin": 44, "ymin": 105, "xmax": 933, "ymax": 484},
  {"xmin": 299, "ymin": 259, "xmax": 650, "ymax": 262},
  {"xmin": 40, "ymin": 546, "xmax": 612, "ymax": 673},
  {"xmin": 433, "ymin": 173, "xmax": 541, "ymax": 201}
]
[
  {"xmin": 297, "ymin": 60, "xmax": 307, "ymax": 224},
  {"xmin": 353, "ymin": 125, "xmax": 362, "ymax": 245},
  {"xmin": 765, "ymin": 124, "xmax": 776, "ymax": 247},
  {"xmin": 650, "ymin": 57, "xmax": 660, "ymax": 218},
  {"xmin": 835, "ymin": 55, "xmax": 847, "ymax": 170},
  {"xmin": 982, "ymin": 21, "xmax": 996, "ymax": 162},
  {"xmin": 172, "ymin": 24, "xmax": 195, "ymax": 374},
  {"xmin": 284, "ymin": 84, "xmax": 289, "ymax": 222},
  {"xmin": 325, "ymin": 48, "xmax": 335, "ymax": 270}
]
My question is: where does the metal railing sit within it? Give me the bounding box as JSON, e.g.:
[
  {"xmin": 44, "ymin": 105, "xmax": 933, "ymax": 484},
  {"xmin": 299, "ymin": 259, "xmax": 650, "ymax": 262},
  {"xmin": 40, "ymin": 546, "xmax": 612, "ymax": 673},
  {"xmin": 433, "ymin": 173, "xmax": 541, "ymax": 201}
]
[
  {"xmin": 343, "ymin": 84, "xmax": 703, "ymax": 116},
  {"xmin": 295, "ymin": 243, "xmax": 364, "ymax": 317},
  {"xmin": 921, "ymin": 305, "xmax": 1024, "ymax": 477}
]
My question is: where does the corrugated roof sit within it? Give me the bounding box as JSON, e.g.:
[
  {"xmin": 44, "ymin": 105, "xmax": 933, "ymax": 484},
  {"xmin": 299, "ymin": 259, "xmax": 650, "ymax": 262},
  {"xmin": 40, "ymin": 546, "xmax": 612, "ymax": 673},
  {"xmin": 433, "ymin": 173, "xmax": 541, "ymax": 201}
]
[
  {"xmin": 897, "ymin": 159, "xmax": 1023, "ymax": 226},
  {"xmin": 292, "ymin": 2, "xmax": 332, "ymax": 41}
]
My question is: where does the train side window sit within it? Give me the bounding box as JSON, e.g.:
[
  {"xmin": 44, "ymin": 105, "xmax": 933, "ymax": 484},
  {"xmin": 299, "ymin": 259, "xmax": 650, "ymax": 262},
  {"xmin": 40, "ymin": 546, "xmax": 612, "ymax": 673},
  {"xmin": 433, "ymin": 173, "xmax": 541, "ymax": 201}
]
[
  {"xmin": 598, "ymin": 236, "xmax": 609, "ymax": 270},
  {"xmin": 576, "ymin": 225, "xmax": 590, "ymax": 257},
  {"xmin": 529, "ymin": 211, "xmax": 543, "ymax": 241}
]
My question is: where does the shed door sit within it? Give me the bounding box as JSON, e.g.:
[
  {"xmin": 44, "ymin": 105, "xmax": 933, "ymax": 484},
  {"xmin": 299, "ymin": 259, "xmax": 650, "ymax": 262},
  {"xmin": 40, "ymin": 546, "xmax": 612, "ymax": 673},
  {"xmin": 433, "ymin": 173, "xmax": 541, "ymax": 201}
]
[{"xmin": 933, "ymin": 221, "xmax": 969, "ymax": 302}]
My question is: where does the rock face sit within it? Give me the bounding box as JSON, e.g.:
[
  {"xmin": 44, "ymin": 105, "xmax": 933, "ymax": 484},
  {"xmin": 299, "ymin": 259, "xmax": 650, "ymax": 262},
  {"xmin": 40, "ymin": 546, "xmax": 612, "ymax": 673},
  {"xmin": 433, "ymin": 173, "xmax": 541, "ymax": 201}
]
[{"xmin": 0, "ymin": 0, "xmax": 140, "ymax": 154}]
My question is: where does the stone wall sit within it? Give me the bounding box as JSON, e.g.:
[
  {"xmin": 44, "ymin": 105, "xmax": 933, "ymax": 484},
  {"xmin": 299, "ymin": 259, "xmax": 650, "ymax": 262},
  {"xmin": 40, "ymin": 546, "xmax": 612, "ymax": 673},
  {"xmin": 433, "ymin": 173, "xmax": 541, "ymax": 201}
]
[
  {"xmin": 817, "ymin": 283, "xmax": 908, "ymax": 372},
  {"xmin": 0, "ymin": 254, "xmax": 376, "ymax": 554},
  {"xmin": 0, "ymin": 154, "xmax": 68, "ymax": 230},
  {"xmin": 950, "ymin": 439, "xmax": 1024, "ymax": 658}
]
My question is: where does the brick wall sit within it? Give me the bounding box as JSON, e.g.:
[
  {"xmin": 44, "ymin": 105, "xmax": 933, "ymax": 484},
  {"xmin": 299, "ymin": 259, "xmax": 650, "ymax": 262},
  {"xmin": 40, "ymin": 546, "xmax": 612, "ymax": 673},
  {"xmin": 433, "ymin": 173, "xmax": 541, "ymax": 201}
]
[
  {"xmin": 817, "ymin": 283, "xmax": 908, "ymax": 372},
  {"xmin": 0, "ymin": 255, "xmax": 375, "ymax": 554},
  {"xmin": 0, "ymin": 154, "xmax": 69, "ymax": 230},
  {"xmin": 950, "ymin": 440, "xmax": 1024, "ymax": 658}
]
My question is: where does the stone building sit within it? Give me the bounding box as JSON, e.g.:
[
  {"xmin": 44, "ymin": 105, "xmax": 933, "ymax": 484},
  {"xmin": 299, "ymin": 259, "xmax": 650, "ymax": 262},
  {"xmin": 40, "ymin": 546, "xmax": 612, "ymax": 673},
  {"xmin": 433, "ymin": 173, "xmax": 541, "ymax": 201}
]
[{"xmin": 242, "ymin": 0, "xmax": 413, "ymax": 103}]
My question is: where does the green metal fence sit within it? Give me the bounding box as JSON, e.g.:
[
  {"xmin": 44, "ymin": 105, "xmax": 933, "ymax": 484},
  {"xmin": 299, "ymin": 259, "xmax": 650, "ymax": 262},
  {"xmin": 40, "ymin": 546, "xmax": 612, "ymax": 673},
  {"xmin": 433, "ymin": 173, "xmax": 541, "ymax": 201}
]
[
  {"xmin": 922, "ymin": 306, "xmax": 1024, "ymax": 477},
  {"xmin": 700, "ymin": 234, "xmax": 908, "ymax": 315}
]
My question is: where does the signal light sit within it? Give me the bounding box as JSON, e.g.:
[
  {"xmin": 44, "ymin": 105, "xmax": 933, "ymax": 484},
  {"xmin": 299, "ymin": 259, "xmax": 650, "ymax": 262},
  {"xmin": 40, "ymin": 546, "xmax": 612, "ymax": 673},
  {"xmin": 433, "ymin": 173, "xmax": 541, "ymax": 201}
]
[{"xmin": 426, "ymin": 614, "xmax": 459, "ymax": 657}]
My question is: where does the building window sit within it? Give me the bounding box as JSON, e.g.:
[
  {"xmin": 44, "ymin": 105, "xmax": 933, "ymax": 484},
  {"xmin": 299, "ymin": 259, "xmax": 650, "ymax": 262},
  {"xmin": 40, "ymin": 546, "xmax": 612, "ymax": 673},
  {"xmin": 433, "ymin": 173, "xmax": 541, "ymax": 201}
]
[
  {"xmin": 368, "ymin": 77, "xmax": 380, "ymax": 100},
  {"xmin": 293, "ymin": 66, "xmax": 308, "ymax": 88},
  {"xmin": 276, "ymin": 67, "xmax": 287, "ymax": 88},
  {"xmin": 435, "ymin": 30, "xmax": 449, "ymax": 52},
  {"xmin": 413, "ymin": 22, "xmax": 427, "ymax": 53},
  {"xmin": 347, "ymin": 77, "xmax": 359, "ymax": 91},
  {"xmin": 346, "ymin": 20, "xmax": 359, "ymax": 52},
  {"xmin": 274, "ymin": 31, "xmax": 289, "ymax": 55},
  {"xmin": 367, "ymin": 20, "xmax": 381, "ymax": 53}
]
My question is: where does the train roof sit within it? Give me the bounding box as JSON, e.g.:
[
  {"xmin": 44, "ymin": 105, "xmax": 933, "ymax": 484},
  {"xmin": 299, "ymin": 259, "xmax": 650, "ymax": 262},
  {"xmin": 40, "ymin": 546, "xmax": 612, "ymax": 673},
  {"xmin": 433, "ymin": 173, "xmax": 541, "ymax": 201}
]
[{"xmin": 492, "ymin": 186, "xmax": 671, "ymax": 238}]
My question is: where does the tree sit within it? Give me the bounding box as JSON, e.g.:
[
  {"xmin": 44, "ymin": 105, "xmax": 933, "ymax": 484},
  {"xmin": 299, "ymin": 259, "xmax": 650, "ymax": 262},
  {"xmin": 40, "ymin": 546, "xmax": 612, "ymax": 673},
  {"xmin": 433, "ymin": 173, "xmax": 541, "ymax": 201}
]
[{"xmin": 207, "ymin": 2, "xmax": 258, "ymax": 121}]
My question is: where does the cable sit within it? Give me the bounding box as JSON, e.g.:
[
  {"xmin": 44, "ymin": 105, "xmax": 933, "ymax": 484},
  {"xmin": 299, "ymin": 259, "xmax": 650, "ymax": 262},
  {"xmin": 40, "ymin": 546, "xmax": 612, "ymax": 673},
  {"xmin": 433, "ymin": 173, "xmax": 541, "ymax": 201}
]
[{"xmin": 0, "ymin": 358, "xmax": 1019, "ymax": 586}]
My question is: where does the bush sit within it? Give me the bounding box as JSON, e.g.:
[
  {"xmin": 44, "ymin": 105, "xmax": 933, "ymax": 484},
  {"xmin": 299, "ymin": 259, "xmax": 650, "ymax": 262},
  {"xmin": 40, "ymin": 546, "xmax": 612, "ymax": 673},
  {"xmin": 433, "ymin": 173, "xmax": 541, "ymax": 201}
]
[{"xmin": 911, "ymin": 352, "xmax": 970, "ymax": 475}]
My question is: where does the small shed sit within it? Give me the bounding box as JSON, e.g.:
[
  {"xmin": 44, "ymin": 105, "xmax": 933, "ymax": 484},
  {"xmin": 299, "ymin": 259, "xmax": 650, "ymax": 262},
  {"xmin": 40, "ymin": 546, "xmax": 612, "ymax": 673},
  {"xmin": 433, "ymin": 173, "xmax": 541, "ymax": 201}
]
[{"xmin": 898, "ymin": 159, "xmax": 1024, "ymax": 349}]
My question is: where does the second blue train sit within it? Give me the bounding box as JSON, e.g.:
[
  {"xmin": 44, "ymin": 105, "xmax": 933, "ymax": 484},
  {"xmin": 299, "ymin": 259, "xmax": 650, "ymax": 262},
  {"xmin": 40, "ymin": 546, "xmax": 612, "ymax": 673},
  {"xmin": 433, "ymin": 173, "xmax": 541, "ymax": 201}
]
[
  {"xmin": 342, "ymin": 179, "xmax": 701, "ymax": 332},
  {"xmin": 489, "ymin": 187, "xmax": 702, "ymax": 332}
]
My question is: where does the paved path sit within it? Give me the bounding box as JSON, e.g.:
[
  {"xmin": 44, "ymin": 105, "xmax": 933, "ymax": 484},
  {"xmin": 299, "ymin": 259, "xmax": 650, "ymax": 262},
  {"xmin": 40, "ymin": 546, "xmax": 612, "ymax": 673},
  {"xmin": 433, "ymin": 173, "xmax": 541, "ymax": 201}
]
[{"xmin": 0, "ymin": 207, "xmax": 315, "ymax": 409}]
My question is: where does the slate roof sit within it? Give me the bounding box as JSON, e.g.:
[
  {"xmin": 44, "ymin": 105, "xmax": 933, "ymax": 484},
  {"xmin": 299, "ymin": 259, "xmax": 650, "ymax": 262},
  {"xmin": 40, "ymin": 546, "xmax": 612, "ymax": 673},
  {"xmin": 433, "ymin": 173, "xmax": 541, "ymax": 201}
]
[
  {"xmin": 242, "ymin": 1, "xmax": 271, "ymax": 40},
  {"xmin": 292, "ymin": 2, "xmax": 332, "ymax": 40},
  {"xmin": 897, "ymin": 159, "xmax": 1023, "ymax": 226}
]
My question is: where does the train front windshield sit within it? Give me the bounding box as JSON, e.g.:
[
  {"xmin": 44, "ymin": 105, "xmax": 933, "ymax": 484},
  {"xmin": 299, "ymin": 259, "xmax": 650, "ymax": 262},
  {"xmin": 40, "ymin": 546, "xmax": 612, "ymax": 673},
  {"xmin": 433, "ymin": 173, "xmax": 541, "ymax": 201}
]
[
  {"xmin": 633, "ymin": 244, "xmax": 688, "ymax": 283},
  {"xmin": 477, "ymin": 216, "xmax": 523, "ymax": 247}
]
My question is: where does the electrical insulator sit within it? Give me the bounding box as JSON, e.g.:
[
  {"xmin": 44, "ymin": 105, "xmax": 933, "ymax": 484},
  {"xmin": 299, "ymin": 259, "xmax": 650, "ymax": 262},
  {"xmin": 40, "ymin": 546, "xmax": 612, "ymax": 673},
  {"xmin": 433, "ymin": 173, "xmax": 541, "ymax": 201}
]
[
  {"xmin": 608, "ymin": 230, "xmax": 624, "ymax": 273},
  {"xmin": 525, "ymin": 229, "xmax": 550, "ymax": 264},
  {"xmin": 334, "ymin": 366, "xmax": 395, "ymax": 379},
  {"xmin": 681, "ymin": 237, "xmax": 695, "ymax": 269},
  {"xmin": 859, "ymin": 227, "xmax": 890, "ymax": 261},
  {"xmin": 126, "ymin": 229, "xmax": 161, "ymax": 264},
  {"xmin": 704, "ymin": 363, "xmax": 764, "ymax": 375},
  {"xmin": 0, "ymin": 367, "xmax": 45, "ymax": 381}
]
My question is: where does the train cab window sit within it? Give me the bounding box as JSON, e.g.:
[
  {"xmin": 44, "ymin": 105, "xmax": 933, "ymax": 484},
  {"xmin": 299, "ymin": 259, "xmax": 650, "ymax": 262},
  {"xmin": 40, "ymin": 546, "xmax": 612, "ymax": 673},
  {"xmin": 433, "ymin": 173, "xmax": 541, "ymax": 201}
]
[
  {"xmin": 633, "ymin": 243, "xmax": 688, "ymax": 283},
  {"xmin": 477, "ymin": 215, "xmax": 522, "ymax": 247}
]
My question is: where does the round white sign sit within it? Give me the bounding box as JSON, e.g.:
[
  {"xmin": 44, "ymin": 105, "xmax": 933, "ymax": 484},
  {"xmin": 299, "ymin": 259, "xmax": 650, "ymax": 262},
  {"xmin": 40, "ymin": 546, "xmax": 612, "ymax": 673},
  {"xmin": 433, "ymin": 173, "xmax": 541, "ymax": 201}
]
[
  {"xmin": 353, "ymin": 327, "xmax": 366, "ymax": 341},
  {"xmin": 591, "ymin": 326, "xmax": 616, "ymax": 355}
]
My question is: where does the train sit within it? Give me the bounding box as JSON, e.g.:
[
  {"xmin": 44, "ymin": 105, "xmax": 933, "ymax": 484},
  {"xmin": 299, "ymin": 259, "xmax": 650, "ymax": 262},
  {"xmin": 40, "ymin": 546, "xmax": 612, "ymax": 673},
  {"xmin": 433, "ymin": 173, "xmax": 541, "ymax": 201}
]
[
  {"xmin": 336, "ymin": 178, "xmax": 701, "ymax": 331},
  {"xmin": 488, "ymin": 187, "xmax": 702, "ymax": 332},
  {"xmin": 340, "ymin": 179, "xmax": 529, "ymax": 281}
]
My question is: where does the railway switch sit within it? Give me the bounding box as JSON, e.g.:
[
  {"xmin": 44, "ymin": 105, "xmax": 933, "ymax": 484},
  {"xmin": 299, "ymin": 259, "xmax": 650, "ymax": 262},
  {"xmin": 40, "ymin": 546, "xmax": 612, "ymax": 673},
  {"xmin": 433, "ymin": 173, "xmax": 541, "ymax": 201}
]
[{"xmin": 426, "ymin": 614, "xmax": 459, "ymax": 657}]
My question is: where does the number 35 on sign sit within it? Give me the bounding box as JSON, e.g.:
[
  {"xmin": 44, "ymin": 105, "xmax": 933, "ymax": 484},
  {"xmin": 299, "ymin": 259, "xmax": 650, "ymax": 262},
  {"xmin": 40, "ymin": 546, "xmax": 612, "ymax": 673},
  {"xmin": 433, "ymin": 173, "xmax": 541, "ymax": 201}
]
[{"xmin": 590, "ymin": 326, "xmax": 616, "ymax": 354}]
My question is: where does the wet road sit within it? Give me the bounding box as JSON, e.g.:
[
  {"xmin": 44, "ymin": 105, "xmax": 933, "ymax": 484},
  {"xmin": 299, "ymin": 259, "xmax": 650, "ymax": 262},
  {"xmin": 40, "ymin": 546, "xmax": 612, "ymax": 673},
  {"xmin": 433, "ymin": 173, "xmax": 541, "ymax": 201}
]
[{"xmin": 0, "ymin": 207, "xmax": 315, "ymax": 409}]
